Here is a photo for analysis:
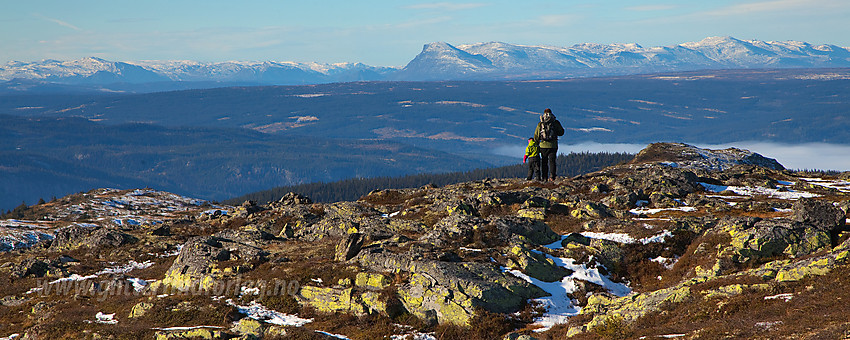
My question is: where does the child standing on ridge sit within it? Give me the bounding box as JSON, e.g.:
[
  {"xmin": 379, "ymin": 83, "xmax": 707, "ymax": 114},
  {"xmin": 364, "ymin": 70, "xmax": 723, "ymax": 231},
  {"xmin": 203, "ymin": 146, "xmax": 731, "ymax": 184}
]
[{"xmin": 524, "ymin": 137, "xmax": 541, "ymax": 181}]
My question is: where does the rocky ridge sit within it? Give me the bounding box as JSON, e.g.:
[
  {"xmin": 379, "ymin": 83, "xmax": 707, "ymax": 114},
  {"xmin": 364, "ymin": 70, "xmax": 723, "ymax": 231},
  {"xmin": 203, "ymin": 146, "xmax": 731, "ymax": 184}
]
[{"xmin": 1, "ymin": 143, "xmax": 850, "ymax": 339}]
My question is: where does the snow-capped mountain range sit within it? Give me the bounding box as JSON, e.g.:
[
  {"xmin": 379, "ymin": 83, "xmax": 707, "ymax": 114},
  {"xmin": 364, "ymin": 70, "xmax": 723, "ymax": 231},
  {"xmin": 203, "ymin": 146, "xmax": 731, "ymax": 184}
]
[
  {"xmin": 396, "ymin": 36, "xmax": 850, "ymax": 80},
  {"xmin": 2, "ymin": 36, "xmax": 849, "ymax": 89},
  {"xmin": 0, "ymin": 57, "xmax": 396, "ymax": 86}
]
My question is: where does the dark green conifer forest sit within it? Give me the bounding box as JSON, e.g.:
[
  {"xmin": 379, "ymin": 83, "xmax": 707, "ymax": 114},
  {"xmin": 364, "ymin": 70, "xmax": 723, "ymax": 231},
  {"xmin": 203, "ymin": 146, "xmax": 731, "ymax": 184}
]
[{"xmin": 227, "ymin": 151, "xmax": 633, "ymax": 204}]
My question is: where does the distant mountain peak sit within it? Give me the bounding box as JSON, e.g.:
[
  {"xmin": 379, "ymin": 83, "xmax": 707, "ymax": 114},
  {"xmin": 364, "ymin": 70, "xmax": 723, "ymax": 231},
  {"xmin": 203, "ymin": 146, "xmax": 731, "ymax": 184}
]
[{"xmin": 2, "ymin": 37, "xmax": 849, "ymax": 91}]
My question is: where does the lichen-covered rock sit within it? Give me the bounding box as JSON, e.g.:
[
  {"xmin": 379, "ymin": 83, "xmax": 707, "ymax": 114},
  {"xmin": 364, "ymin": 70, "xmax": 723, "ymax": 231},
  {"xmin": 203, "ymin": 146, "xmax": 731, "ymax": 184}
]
[
  {"xmin": 792, "ymin": 198, "xmax": 845, "ymax": 232},
  {"xmin": 569, "ymin": 201, "xmax": 614, "ymax": 219},
  {"xmin": 51, "ymin": 225, "xmax": 136, "ymax": 251},
  {"xmin": 128, "ymin": 301, "xmax": 153, "ymax": 318},
  {"xmin": 477, "ymin": 191, "xmax": 530, "ymax": 206},
  {"xmin": 158, "ymin": 234, "xmax": 266, "ymax": 291},
  {"xmin": 154, "ymin": 327, "xmax": 228, "ymax": 340},
  {"xmin": 277, "ymin": 192, "xmax": 313, "ymax": 205},
  {"xmin": 298, "ymin": 286, "xmax": 363, "ymax": 314},
  {"xmin": 296, "ymin": 286, "xmax": 394, "ymax": 316},
  {"xmin": 607, "ymin": 165, "xmax": 702, "ymax": 202},
  {"xmin": 503, "ymin": 333, "xmax": 540, "ymax": 340},
  {"xmin": 12, "ymin": 258, "xmax": 50, "ymax": 278},
  {"xmin": 580, "ymin": 284, "xmax": 693, "ymax": 330},
  {"xmin": 231, "ymin": 317, "xmax": 264, "ymax": 337},
  {"xmin": 488, "ymin": 216, "xmax": 560, "ymax": 246},
  {"xmin": 355, "ymin": 272, "xmax": 392, "ymax": 290},
  {"xmin": 335, "ymin": 233, "xmax": 364, "ymax": 261},
  {"xmin": 701, "ymin": 283, "xmax": 770, "ymax": 300},
  {"xmin": 298, "ymin": 202, "xmax": 402, "ymax": 241},
  {"xmin": 517, "ymin": 207, "xmax": 546, "ymax": 220},
  {"xmin": 603, "ymin": 192, "xmax": 639, "ymax": 210},
  {"xmin": 720, "ymin": 216, "xmax": 832, "ymax": 263},
  {"xmin": 745, "ymin": 239, "xmax": 850, "ymax": 282},
  {"xmin": 232, "ymin": 200, "xmax": 264, "ymax": 219},
  {"xmin": 358, "ymin": 251, "xmax": 548, "ymax": 325},
  {"xmin": 506, "ymin": 244, "xmax": 571, "ymax": 282},
  {"xmin": 420, "ymin": 215, "xmax": 486, "ymax": 247}
]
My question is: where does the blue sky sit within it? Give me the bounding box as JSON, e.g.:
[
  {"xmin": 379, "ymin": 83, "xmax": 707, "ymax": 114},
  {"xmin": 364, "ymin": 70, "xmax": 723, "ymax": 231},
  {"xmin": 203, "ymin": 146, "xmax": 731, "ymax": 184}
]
[{"xmin": 2, "ymin": 0, "xmax": 848, "ymax": 66}]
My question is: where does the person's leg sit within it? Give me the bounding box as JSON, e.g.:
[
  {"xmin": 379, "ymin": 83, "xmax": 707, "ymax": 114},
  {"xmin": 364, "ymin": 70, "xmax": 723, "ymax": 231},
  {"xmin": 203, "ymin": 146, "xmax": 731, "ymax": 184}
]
[
  {"xmin": 526, "ymin": 159, "xmax": 534, "ymax": 180},
  {"xmin": 548, "ymin": 147, "xmax": 558, "ymax": 180},
  {"xmin": 532, "ymin": 157, "xmax": 541, "ymax": 180},
  {"xmin": 540, "ymin": 149, "xmax": 551, "ymax": 181}
]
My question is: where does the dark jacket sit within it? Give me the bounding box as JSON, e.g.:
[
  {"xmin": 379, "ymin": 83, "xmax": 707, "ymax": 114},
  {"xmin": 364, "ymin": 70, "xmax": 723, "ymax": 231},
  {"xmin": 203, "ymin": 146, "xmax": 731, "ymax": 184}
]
[{"xmin": 534, "ymin": 115, "xmax": 565, "ymax": 149}]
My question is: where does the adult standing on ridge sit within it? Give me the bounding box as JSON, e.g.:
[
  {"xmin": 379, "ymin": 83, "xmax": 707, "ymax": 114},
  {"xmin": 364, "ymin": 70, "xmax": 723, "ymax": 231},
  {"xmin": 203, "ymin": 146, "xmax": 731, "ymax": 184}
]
[{"xmin": 534, "ymin": 108, "xmax": 565, "ymax": 181}]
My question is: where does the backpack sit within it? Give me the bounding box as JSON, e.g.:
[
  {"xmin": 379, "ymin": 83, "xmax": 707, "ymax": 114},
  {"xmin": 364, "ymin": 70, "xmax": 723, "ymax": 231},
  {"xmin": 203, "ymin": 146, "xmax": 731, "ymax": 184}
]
[{"xmin": 539, "ymin": 121, "xmax": 557, "ymax": 142}]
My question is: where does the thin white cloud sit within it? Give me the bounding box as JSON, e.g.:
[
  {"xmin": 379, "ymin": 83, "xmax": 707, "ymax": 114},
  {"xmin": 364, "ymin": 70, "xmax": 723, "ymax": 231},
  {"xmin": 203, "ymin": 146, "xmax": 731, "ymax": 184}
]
[
  {"xmin": 701, "ymin": 0, "xmax": 847, "ymax": 16},
  {"xmin": 393, "ymin": 16, "xmax": 454, "ymax": 28},
  {"xmin": 34, "ymin": 13, "xmax": 82, "ymax": 31},
  {"xmin": 404, "ymin": 2, "xmax": 488, "ymax": 11},
  {"xmin": 538, "ymin": 14, "xmax": 580, "ymax": 27},
  {"xmin": 626, "ymin": 4, "xmax": 678, "ymax": 12}
]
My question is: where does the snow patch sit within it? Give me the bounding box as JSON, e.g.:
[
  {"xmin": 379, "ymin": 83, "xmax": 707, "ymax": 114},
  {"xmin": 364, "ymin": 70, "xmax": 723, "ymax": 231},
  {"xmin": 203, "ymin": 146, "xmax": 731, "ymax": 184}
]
[
  {"xmin": 97, "ymin": 260, "xmax": 154, "ymax": 275},
  {"xmin": 651, "ymin": 256, "xmax": 678, "ymax": 270},
  {"xmin": 50, "ymin": 274, "xmax": 98, "ymax": 284},
  {"xmin": 127, "ymin": 278, "xmax": 149, "ymax": 292},
  {"xmin": 764, "ymin": 293, "xmax": 794, "ymax": 302},
  {"xmin": 241, "ymin": 286, "xmax": 260, "ymax": 296},
  {"xmin": 580, "ymin": 230, "xmax": 674, "ymax": 245},
  {"xmin": 580, "ymin": 231, "xmax": 635, "ymax": 244},
  {"xmin": 504, "ymin": 252, "xmax": 631, "ymax": 331},
  {"xmin": 152, "ymin": 326, "xmax": 223, "ymax": 331},
  {"xmin": 316, "ymin": 331, "xmax": 352, "ymax": 339},
  {"xmin": 391, "ymin": 333, "xmax": 437, "ymax": 340},
  {"xmin": 227, "ymin": 299, "xmax": 313, "ymax": 326},
  {"xmin": 94, "ymin": 312, "xmax": 118, "ymax": 324},
  {"xmin": 699, "ymin": 182, "xmax": 818, "ymax": 199},
  {"xmin": 800, "ymin": 178, "xmax": 850, "ymax": 193},
  {"xmin": 630, "ymin": 206, "xmax": 697, "ymax": 215}
]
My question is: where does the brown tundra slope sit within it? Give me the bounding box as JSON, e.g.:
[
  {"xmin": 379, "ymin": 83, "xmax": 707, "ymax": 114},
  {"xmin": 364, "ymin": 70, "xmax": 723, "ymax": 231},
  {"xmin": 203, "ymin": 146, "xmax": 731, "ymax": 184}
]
[{"xmin": 1, "ymin": 142, "xmax": 850, "ymax": 340}]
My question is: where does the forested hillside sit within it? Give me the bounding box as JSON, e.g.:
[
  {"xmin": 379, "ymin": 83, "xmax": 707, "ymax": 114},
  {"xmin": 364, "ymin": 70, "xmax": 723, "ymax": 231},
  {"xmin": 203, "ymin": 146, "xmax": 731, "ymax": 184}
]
[{"xmin": 227, "ymin": 151, "xmax": 634, "ymax": 204}]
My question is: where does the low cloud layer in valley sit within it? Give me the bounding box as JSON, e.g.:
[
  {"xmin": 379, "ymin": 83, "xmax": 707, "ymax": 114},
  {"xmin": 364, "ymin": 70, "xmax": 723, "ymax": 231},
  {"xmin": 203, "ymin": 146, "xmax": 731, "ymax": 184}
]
[{"xmin": 494, "ymin": 141, "xmax": 850, "ymax": 171}]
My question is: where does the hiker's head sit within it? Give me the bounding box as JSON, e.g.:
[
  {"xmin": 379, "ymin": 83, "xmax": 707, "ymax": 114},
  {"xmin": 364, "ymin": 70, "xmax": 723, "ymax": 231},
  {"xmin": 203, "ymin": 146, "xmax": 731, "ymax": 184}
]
[
  {"xmin": 541, "ymin": 108, "xmax": 554, "ymax": 122},
  {"xmin": 528, "ymin": 137, "xmax": 534, "ymax": 142}
]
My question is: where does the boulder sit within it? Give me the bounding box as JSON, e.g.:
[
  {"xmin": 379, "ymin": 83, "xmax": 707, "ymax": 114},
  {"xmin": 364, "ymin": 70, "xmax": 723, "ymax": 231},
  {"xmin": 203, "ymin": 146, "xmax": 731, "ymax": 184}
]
[
  {"xmin": 569, "ymin": 201, "xmax": 614, "ymax": 219},
  {"xmin": 580, "ymin": 284, "xmax": 692, "ymax": 331},
  {"xmin": 154, "ymin": 327, "xmax": 228, "ymax": 340},
  {"xmin": 722, "ymin": 217, "xmax": 833, "ymax": 263},
  {"xmin": 231, "ymin": 317, "xmax": 264, "ymax": 337},
  {"xmin": 358, "ymin": 251, "xmax": 548, "ymax": 325},
  {"xmin": 792, "ymin": 198, "xmax": 845, "ymax": 232},
  {"xmin": 420, "ymin": 215, "xmax": 486, "ymax": 247},
  {"xmin": 277, "ymin": 192, "xmax": 313, "ymax": 205},
  {"xmin": 158, "ymin": 234, "xmax": 266, "ymax": 292},
  {"xmin": 476, "ymin": 191, "xmax": 530, "ymax": 206},
  {"xmin": 506, "ymin": 244, "xmax": 571, "ymax": 282},
  {"xmin": 128, "ymin": 302, "xmax": 154, "ymax": 318},
  {"xmin": 335, "ymin": 233, "xmax": 364, "ymax": 262},
  {"xmin": 232, "ymin": 200, "xmax": 264, "ymax": 218},
  {"xmin": 296, "ymin": 286, "xmax": 396, "ymax": 316},
  {"xmin": 12, "ymin": 258, "xmax": 50, "ymax": 278},
  {"xmin": 355, "ymin": 272, "xmax": 392, "ymax": 290},
  {"xmin": 488, "ymin": 216, "xmax": 560, "ymax": 246},
  {"xmin": 51, "ymin": 226, "xmax": 136, "ymax": 251},
  {"xmin": 300, "ymin": 202, "xmax": 394, "ymax": 240}
]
